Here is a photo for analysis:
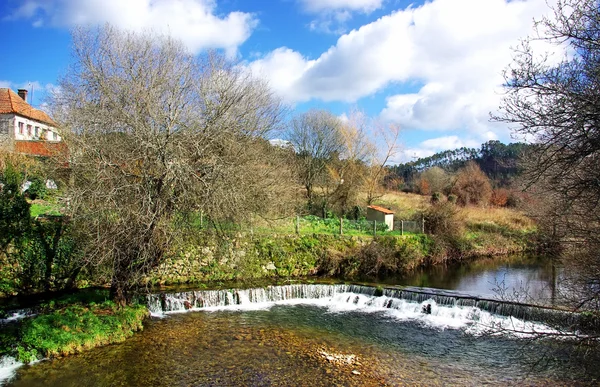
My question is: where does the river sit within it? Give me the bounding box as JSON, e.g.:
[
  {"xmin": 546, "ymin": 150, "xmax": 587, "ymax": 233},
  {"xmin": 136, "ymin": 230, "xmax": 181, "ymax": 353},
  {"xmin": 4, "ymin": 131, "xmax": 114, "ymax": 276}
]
[{"xmin": 2, "ymin": 255, "xmax": 596, "ymax": 386}]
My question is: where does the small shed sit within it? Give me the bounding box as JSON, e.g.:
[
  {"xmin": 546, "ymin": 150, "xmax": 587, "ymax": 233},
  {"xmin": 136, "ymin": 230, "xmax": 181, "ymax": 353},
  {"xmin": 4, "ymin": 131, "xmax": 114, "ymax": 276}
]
[{"xmin": 366, "ymin": 205, "xmax": 394, "ymax": 231}]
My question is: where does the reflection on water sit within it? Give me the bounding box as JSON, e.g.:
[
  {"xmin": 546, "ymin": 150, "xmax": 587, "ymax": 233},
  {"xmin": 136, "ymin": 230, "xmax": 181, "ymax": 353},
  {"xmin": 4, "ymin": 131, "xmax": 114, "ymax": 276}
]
[{"xmin": 391, "ymin": 255, "xmax": 560, "ymax": 304}]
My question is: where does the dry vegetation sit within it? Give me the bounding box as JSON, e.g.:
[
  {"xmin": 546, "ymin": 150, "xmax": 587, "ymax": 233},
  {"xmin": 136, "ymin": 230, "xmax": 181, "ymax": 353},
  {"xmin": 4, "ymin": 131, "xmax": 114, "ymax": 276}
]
[{"xmin": 372, "ymin": 191, "xmax": 534, "ymax": 233}]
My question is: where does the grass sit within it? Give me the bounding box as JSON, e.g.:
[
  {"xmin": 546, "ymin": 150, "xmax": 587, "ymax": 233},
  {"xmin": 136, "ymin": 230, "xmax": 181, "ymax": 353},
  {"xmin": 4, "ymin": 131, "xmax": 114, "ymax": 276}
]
[
  {"xmin": 0, "ymin": 289, "xmax": 148, "ymax": 363},
  {"xmin": 372, "ymin": 191, "xmax": 535, "ymax": 233},
  {"xmin": 15, "ymin": 302, "xmax": 147, "ymax": 362},
  {"xmin": 462, "ymin": 206, "xmax": 535, "ymax": 233},
  {"xmin": 29, "ymin": 201, "xmax": 63, "ymax": 217}
]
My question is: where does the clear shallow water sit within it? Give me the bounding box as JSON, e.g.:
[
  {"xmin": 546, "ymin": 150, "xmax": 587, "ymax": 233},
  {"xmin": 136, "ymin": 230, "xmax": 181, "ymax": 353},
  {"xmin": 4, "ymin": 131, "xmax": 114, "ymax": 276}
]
[
  {"xmin": 2, "ymin": 256, "xmax": 595, "ymax": 386},
  {"xmin": 4, "ymin": 285, "xmax": 598, "ymax": 386}
]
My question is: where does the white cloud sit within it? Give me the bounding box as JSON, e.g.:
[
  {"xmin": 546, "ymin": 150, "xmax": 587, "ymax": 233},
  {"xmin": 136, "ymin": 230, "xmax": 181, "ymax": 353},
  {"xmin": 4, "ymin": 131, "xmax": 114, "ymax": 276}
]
[
  {"xmin": 300, "ymin": 0, "xmax": 384, "ymax": 13},
  {"xmin": 7, "ymin": 0, "xmax": 257, "ymax": 55},
  {"xmin": 248, "ymin": 48, "xmax": 317, "ymax": 102},
  {"xmin": 0, "ymin": 81, "xmax": 58, "ymax": 107},
  {"xmin": 251, "ymin": 0, "xmax": 560, "ymax": 138},
  {"xmin": 300, "ymin": 0, "xmax": 384, "ymax": 34}
]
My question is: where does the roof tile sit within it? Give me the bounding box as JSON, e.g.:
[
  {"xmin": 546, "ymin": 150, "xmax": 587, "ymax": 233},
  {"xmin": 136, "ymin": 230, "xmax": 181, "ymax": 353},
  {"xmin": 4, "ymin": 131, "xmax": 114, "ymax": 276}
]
[
  {"xmin": 367, "ymin": 205, "xmax": 395, "ymax": 214},
  {"xmin": 0, "ymin": 88, "xmax": 57, "ymax": 127}
]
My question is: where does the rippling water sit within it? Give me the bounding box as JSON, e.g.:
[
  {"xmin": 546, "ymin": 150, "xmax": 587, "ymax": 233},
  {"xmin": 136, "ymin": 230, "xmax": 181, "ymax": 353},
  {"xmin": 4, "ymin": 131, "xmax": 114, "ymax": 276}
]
[{"xmin": 4, "ymin": 295, "xmax": 597, "ymax": 386}]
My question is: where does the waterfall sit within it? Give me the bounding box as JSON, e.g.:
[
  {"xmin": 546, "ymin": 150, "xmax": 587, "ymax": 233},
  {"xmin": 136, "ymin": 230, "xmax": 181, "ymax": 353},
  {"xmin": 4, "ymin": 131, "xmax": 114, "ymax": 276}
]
[
  {"xmin": 147, "ymin": 283, "xmax": 579, "ymax": 335},
  {"xmin": 382, "ymin": 286, "xmax": 579, "ymax": 328},
  {"xmin": 147, "ymin": 284, "xmax": 376, "ymax": 314}
]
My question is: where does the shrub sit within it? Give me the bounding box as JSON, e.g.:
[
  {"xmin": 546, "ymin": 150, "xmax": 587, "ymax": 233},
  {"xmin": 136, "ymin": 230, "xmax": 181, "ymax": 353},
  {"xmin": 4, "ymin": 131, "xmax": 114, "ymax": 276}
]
[
  {"xmin": 423, "ymin": 202, "xmax": 463, "ymax": 236},
  {"xmin": 417, "ymin": 178, "xmax": 431, "ymax": 195},
  {"xmin": 451, "ymin": 161, "xmax": 492, "ymax": 206},
  {"xmin": 431, "ymin": 192, "xmax": 443, "ymax": 204},
  {"xmin": 26, "ymin": 176, "xmax": 47, "ymax": 201},
  {"xmin": 490, "ymin": 188, "xmax": 509, "ymax": 207}
]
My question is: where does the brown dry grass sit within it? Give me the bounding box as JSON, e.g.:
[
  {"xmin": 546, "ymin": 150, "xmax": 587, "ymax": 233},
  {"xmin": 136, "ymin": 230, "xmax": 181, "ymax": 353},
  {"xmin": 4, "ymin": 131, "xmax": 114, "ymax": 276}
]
[
  {"xmin": 461, "ymin": 206, "xmax": 535, "ymax": 231},
  {"xmin": 370, "ymin": 192, "xmax": 429, "ymax": 219},
  {"xmin": 372, "ymin": 190, "xmax": 535, "ymax": 232}
]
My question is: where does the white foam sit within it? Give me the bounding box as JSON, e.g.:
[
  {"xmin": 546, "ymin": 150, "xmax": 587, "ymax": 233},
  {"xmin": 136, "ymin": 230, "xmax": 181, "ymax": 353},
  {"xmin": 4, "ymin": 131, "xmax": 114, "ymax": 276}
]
[
  {"xmin": 0, "ymin": 356, "xmax": 23, "ymax": 386},
  {"xmin": 0, "ymin": 309, "xmax": 35, "ymax": 324},
  {"xmin": 152, "ymin": 291, "xmax": 560, "ymax": 337}
]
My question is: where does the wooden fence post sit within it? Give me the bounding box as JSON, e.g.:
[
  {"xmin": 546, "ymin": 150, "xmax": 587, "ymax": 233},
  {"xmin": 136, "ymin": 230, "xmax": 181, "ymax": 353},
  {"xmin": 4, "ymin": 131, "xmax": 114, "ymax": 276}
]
[
  {"xmin": 339, "ymin": 217, "xmax": 343, "ymax": 235},
  {"xmin": 373, "ymin": 220, "xmax": 377, "ymax": 237},
  {"xmin": 421, "ymin": 215, "xmax": 425, "ymax": 234},
  {"xmin": 401, "ymin": 220, "xmax": 404, "ymax": 236},
  {"xmin": 295, "ymin": 215, "xmax": 300, "ymax": 235}
]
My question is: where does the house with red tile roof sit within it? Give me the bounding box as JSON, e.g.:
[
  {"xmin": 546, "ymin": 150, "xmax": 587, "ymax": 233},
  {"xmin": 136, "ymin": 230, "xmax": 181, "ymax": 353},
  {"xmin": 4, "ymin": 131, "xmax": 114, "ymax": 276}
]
[
  {"xmin": 0, "ymin": 88, "xmax": 64, "ymax": 157},
  {"xmin": 366, "ymin": 205, "xmax": 395, "ymax": 231}
]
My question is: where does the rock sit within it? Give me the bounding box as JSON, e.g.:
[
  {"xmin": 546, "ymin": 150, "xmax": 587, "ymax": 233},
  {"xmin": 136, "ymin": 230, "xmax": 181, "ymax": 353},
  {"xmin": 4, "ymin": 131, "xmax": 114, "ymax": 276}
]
[{"xmin": 352, "ymin": 370, "xmax": 361, "ymax": 375}]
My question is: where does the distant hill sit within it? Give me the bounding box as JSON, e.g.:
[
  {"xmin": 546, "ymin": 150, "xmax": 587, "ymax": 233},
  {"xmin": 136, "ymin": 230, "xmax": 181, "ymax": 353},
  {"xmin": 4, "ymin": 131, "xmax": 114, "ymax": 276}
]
[{"xmin": 389, "ymin": 140, "xmax": 532, "ymax": 188}]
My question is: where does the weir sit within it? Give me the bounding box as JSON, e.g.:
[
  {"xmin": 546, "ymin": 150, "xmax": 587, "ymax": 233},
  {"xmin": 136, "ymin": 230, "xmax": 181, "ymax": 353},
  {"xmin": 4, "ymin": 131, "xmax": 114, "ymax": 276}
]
[{"xmin": 147, "ymin": 283, "xmax": 579, "ymax": 329}]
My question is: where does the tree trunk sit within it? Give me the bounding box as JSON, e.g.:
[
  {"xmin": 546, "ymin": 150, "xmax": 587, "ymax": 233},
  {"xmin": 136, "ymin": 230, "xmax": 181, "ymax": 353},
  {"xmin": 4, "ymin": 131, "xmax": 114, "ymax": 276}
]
[{"xmin": 110, "ymin": 280, "xmax": 129, "ymax": 307}]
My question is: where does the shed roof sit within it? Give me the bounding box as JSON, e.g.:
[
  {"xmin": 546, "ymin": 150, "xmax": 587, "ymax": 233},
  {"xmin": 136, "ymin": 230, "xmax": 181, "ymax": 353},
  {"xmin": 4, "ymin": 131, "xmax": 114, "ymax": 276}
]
[
  {"xmin": 0, "ymin": 88, "xmax": 57, "ymax": 127},
  {"xmin": 367, "ymin": 205, "xmax": 394, "ymax": 215}
]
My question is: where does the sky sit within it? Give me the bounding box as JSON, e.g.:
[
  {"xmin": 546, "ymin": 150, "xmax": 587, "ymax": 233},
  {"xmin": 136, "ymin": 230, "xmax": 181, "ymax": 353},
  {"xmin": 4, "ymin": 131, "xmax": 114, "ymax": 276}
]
[{"xmin": 0, "ymin": 0, "xmax": 559, "ymax": 163}]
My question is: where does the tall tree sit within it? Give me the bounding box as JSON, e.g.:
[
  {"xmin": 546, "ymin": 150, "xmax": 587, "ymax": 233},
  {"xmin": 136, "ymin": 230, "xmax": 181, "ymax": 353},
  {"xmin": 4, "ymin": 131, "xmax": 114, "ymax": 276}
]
[
  {"xmin": 52, "ymin": 26, "xmax": 287, "ymax": 305},
  {"xmin": 364, "ymin": 120, "xmax": 400, "ymax": 205},
  {"xmin": 287, "ymin": 109, "xmax": 344, "ymax": 210},
  {"xmin": 493, "ymin": 0, "xmax": 600, "ymax": 315}
]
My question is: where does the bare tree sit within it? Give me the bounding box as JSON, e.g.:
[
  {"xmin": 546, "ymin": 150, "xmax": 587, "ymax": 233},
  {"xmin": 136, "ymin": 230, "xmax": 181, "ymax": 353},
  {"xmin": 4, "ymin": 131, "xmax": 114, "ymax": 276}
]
[
  {"xmin": 419, "ymin": 166, "xmax": 450, "ymax": 196},
  {"xmin": 364, "ymin": 121, "xmax": 400, "ymax": 205},
  {"xmin": 493, "ymin": 0, "xmax": 600, "ymax": 326},
  {"xmin": 287, "ymin": 109, "xmax": 344, "ymax": 210},
  {"xmin": 52, "ymin": 25, "xmax": 287, "ymax": 305}
]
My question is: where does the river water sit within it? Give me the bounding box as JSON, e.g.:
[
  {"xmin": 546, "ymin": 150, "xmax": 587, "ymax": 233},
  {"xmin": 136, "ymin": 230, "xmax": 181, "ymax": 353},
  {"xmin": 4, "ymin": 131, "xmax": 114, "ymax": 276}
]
[
  {"xmin": 2, "ymin": 255, "xmax": 597, "ymax": 386},
  {"xmin": 390, "ymin": 254, "xmax": 560, "ymax": 304}
]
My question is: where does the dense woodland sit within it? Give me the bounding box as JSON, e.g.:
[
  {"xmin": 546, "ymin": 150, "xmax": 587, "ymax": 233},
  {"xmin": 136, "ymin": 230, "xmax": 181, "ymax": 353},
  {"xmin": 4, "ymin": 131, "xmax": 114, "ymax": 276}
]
[{"xmin": 389, "ymin": 140, "xmax": 530, "ymax": 189}]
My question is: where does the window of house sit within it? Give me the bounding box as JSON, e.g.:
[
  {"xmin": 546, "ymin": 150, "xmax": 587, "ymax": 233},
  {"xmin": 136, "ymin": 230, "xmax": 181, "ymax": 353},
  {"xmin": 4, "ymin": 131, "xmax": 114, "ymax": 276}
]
[
  {"xmin": 52, "ymin": 132, "xmax": 58, "ymax": 141},
  {"xmin": 27, "ymin": 124, "xmax": 32, "ymax": 137},
  {"xmin": 18, "ymin": 122, "xmax": 24, "ymax": 134},
  {"xmin": 35, "ymin": 126, "xmax": 40, "ymax": 138}
]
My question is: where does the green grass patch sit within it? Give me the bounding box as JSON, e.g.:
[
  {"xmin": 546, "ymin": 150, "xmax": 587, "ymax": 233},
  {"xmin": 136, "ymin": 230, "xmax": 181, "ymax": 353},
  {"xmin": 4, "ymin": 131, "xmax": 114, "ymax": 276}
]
[
  {"xmin": 4, "ymin": 300, "xmax": 148, "ymax": 363},
  {"xmin": 29, "ymin": 202, "xmax": 62, "ymax": 217}
]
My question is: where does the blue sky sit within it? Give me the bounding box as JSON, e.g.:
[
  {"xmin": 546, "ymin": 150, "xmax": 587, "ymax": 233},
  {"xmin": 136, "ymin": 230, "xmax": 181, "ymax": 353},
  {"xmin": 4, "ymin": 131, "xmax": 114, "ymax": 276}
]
[{"xmin": 0, "ymin": 0, "xmax": 557, "ymax": 162}]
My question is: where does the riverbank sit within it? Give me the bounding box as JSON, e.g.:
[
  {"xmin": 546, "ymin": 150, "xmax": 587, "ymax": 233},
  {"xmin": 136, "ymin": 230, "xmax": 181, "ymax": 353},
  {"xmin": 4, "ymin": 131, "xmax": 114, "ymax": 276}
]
[{"xmin": 145, "ymin": 225, "xmax": 534, "ymax": 286}]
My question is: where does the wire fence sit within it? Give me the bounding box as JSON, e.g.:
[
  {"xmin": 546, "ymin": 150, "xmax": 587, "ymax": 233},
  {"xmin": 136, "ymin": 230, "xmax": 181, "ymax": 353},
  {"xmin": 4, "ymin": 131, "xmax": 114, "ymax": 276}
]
[
  {"xmin": 394, "ymin": 220, "xmax": 424, "ymax": 235},
  {"xmin": 193, "ymin": 214, "xmax": 424, "ymax": 237}
]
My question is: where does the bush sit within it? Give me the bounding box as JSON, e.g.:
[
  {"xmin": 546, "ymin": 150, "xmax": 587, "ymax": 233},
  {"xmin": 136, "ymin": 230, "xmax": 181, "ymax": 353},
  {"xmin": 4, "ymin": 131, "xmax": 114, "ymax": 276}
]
[
  {"xmin": 451, "ymin": 161, "xmax": 492, "ymax": 206},
  {"xmin": 26, "ymin": 176, "xmax": 47, "ymax": 201},
  {"xmin": 431, "ymin": 192, "xmax": 443, "ymax": 204},
  {"xmin": 490, "ymin": 188, "xmax": 509, "ymax": 207},
  {"xmin": 423, "ymin": 202, "xmax": 463, "ymax": 236}
]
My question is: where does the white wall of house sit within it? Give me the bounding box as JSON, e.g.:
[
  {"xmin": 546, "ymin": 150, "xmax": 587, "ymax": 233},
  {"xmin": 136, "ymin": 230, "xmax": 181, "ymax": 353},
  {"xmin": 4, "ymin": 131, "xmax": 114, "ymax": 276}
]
[
  {"xmin": 8, "ymin": 114, "xmax": 61, "ymax": 142},
  {"xmin": 366, "ymin": 208, "xmax": 394, "ymax": 231}
]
